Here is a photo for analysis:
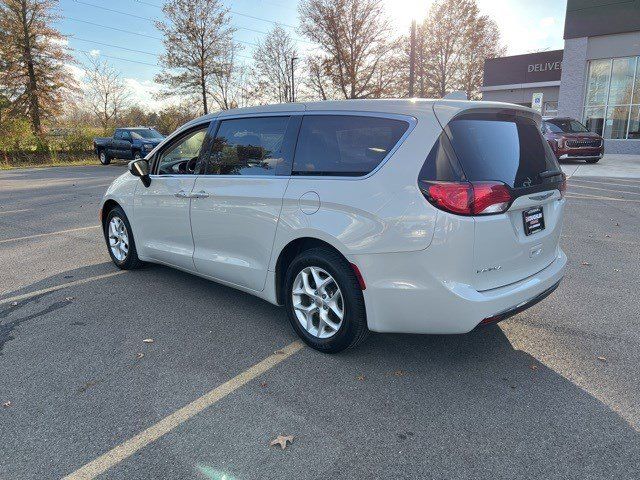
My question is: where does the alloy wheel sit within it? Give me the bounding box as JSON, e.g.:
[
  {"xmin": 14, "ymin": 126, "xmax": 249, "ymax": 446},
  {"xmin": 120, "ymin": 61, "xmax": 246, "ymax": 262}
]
[
  {"xmin": 292, "ymin": 266, "xmax": 345, "ymax": 339},
  {"xmin": 108, "ymin": 216, "xmax": 129, "ymax": 261}
]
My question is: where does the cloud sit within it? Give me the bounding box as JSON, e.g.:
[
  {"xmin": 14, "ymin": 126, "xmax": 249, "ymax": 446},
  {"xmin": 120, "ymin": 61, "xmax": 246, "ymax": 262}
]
[
  {"xmin": 65, "ymin": 63, "xmax": 86, "ymax": 82},
  {"xmin": 89, "ymin": 49, "xmax": 100, "ymax": 57},
  {"xmin": 124, "ymin": 78, "xmax": 170, "ymax": 111}
]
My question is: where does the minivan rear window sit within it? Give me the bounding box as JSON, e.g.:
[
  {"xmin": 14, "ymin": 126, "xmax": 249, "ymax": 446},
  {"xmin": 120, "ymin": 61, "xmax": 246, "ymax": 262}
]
[
  {"xmin": 292, "ymin": 115, "xmax": 409, "ymax": 177},
  {"xmin": 444, "ymin": 112, "xmax": 560, "ymax": 189}
]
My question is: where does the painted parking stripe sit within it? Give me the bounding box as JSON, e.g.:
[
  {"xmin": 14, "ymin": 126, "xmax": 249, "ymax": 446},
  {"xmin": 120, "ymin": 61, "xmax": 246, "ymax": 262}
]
[
  {"xmin": 0, "ymin": 270, "xmax": 126, "ymax": 305},
  {"xmin": 0, "ymin": 225, "xmax": 100, "ymax": 245},
  {"xmin": 62, "ymin": 340, "xmax": 304, "ymax": 480},
  {"xmin": 570, "ymin": 178, "xmax": 640, "ymax": 189},
  {"xmin": 0, "ymin": 208, "xmax": 32, "ymax": 215},
  {"xmin": 569, "ymin": 184, "xmax": 640, "ymax": 196},
  {"xmin": 566, "ymin": 193, "xmax": 640, "ymax": 203}
]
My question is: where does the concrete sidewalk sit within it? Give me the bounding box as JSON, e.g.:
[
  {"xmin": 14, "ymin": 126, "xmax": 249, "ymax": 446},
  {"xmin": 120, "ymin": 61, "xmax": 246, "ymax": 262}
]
[{"xmin": 562, "ymin": 154, "xmax": 640, "ymax": 178}]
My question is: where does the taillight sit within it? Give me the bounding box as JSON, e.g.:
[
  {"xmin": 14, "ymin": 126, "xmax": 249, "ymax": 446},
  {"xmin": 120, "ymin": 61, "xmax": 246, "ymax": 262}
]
[{"xmin": 422, "ymin": 181, "xmax": 512, "ymax": 216}]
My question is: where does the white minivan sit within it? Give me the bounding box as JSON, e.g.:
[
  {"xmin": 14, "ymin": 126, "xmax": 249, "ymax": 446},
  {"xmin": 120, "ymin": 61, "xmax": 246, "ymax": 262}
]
[{"xmin": 100, "ymin": 99, "xmax": 567, "ymax": 353}]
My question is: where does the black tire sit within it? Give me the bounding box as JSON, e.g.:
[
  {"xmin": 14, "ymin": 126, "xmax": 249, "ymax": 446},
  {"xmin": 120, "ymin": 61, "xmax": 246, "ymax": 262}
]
[
  {"xmin": 284, "ymin": 247, "xmax": 369, "ymax": 353},
  {"xmin": 104, "ymin": 206, "xmax": 144, "ymax": 270},
  {"xmin": 585, "ymin": 158, "xmax": 600, "ymax": 164},
  {"xmin": 133, "ymin": 150, "xmax": 142, "ymax": 160},
  {"xmin": 98, "ymin": 149, "xmax": 111, "ymax": 165}
]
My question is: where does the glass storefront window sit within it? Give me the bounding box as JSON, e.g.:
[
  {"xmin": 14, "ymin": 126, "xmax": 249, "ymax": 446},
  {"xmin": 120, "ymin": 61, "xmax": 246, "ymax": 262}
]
[
  {"xmin": 609, "ymin": 57, "xmax": 636, "ymax": 106},
  {"xmin": 585, "ymin": 59, "xmax": 612, "ymax": 106},
  {"xmin": 604, "ymin": 105, "xmax": 630, "ymax": 139},
  {"xmin": 629, "ymin": 106, "xmax": 640, "ymax": 140},
  {"xmin": 583, "ymin": 56, "xmax": 640, "ymax": 140},
  {"xmin": 634, "ymin": 60, "xmax": 640, "ymax": 105},
  {"xmin": 584, "ymin": 106, "xmax": 605, "ymax": 136}
]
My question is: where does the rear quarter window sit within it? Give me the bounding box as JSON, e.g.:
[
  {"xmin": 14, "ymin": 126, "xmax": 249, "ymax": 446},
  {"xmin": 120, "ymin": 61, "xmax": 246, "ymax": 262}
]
[{"xmin": 292, "ymin": 115, "xmax": 409, "ymax": 177}]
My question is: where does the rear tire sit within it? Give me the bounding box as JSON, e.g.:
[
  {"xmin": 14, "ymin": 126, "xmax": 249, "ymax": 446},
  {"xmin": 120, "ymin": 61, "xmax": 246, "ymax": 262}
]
[
  {"xmin": 284, "ymin": 247, "xmax": 369, "ymax": 353},
  {"xmin": 105, "ymin": 206, "xmax": 144, "ymax": 270},
  {"xmin": 98, "ymin": 149, "xmax": 111, "ymax": 165},
  {"xmin": 585, "ymin": 158, "xmax": 600, "ymax": 164}
]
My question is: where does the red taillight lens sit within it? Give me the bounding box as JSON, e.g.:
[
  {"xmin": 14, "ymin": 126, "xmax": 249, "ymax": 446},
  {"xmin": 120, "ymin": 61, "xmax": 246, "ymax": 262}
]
[
  {"xmin": 472, "ymin": 182, "xmax": 512, "ymax": 214},
  {"xmin": 425, "ymin": 182, "xmax": 473, "ymax": 215},
  {"xmin": 424, "ymin": 181, "xmax": 512, "ymax": 216}
]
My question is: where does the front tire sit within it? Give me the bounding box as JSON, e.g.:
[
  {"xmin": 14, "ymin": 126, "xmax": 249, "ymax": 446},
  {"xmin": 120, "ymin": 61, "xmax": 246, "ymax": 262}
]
[
  {"xmin": 105, "ymin": 206, "xmax": 143, "ymax": 270},
  {"xmin": 284, "ymin": 247, "xmax": 369, "ymax": 353},
  {"xmin": 98, "ymin": 149, "xmax": 111, "ymax": 165},
  {"xmin": 585, "ymin": 157, "xmax": 600, "ymax": 164}
]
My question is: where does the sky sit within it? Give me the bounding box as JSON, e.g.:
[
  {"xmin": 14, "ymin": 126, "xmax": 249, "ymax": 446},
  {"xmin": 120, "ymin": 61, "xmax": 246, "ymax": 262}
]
[{"xmin": 57, "ymin": 0, "xmax": 568, "ymax": 110}]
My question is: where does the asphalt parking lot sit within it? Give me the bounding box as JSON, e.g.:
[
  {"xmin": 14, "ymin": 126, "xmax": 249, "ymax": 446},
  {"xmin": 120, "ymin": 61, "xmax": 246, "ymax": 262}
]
[{"xmin": 1, "ymin": 159, "xmax": 639, "ymax": 480}]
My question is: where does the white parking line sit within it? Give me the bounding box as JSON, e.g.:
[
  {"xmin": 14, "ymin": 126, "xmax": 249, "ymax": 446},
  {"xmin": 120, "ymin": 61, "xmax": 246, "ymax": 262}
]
[
  {"xmin": 569, "ymin": 184, "xmax": 640, "ymax": 196},
  {"xmin": 0, "ymin": 225, "xmax": 100, "ymax": 245},
  {"xmin": 0, "ymin": 208, "xmax": 32, "ymax": 215},
  {"xmin": 62, "ymin": 340, "xmax": 304, "ymax": 480},
  {"xmin": 566, "ymin": 193, "xmax": 640, "ymax": 203},
  {"xmin": 0, "ymin": 270, "xmax": 126, "ymax": 306},
  {"xmin": 570, "ymin": 178, "xmax": 640, "ymax": 189}
]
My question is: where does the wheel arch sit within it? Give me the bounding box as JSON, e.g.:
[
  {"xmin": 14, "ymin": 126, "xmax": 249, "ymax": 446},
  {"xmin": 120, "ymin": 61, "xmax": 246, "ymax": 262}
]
[{"xmin": 274, "ymin": 236, "xmax": 352, "ymax": 306}]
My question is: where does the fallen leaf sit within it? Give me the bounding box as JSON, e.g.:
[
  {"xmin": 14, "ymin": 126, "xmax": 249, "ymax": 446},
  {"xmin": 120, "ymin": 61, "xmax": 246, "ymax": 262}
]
[
  {"xmin": 530, "ymin": 364, "xmax": 539, "ymax": 371},
  {"xmin": 615, "ymin": 222, "xmax": 620, "ymax": 227},
  {"xmin": 136, "ymin": 352, "xmax": 144, "ymax": 359},
  {"xmin": 2, "ymin": 401, "xmax": 11, "ymax": 408},
  {"xmin": 65, "ymin": 296, "xmax": 74, "ymax": 301},
  {"xmin": 274, "ymin": 349, "xmax": 284, "ymax": 355},
  {"xmin": 393, "ymin": 370, "xmax": 407, "ymax": 377},
  {"xmin": 614, "ymin": 269, "xmax": 620, "ymax": 272},
  {"xmin": 260, "ymin": 381, "xmax": 268, "ymax": 388},
  {"xmin": 10, "ymin": 301, "xmax": 18, "ymax": 307},
  {"xmin": 356, "ymin": 374, "xmax": 365, "ymax": 381},
  {"xmin": 597, "ymin": 356, "xmax": 607, "ymax": 362},
  {"xmin": 270, "ymin": 435, "xmax": 294, "ymax": 450},
  {"xmin": 581, "ymin": 261, "xmax": 591, "ymax": 266},
  {"xmin": 605, "ymin": 234, "xmax": 611, "ymax": 238},
  {"xmin": 142, "ymin": 338, "xmax": 154, "ymax": 343}
]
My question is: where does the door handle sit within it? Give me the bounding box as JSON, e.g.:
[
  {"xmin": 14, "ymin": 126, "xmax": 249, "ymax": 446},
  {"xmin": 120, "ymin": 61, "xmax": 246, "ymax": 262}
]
[
  {"xmin": 174, "ymin": 190, "xmax": 189, "ymax": 198},
  {"xmin": 191, "ymin": 190, "xmax": 210, "ymax": 199}
]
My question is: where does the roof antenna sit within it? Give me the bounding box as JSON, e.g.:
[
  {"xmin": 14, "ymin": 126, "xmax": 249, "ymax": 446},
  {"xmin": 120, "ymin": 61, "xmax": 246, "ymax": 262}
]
[{"xmin": 444, "ymin": 91, "xmax": 468, "ymax": 100}]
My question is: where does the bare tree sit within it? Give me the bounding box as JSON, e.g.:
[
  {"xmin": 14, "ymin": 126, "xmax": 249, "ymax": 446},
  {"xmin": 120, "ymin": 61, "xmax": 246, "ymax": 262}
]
[
  {"xmin": 457, "ymin": 14, "xmax": 505, "ymax": 99},
  {"xmin": 253, "ymin": 26, "xmax": 298, "ymax": 103},
  {"xmin": 414, "ymin": 0, "xmax": 504, "ymax": 98},
  {"xmin": 0, "ymin": 0, "xmax": 77, "ymax": 135},
  {"xmin": 298, "ymin": 0, "xmax": 397, "ymax": 99},
  {"xmin": 155, "ymin": 0, "xmax": 234, "ymax": 115},
  {"xmin": 84, "ymin": 55, "xmax": 129, "ymax": 135},
  {"xmin": 210, "ymin": 42, "xmax": 250, "ymax": 110}
]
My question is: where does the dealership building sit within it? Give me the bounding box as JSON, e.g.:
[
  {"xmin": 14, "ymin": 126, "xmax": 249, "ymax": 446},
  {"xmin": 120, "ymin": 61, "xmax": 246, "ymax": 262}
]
[{"xmin": 482, "ymin": 0, "xmax": 640, "ymax": 154}]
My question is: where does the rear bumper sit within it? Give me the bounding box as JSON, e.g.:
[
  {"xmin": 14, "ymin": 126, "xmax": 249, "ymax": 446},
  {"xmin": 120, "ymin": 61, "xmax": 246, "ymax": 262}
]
[{"xmin": 356, "ymin": 249, "xmax": 567, "ymax": 334}]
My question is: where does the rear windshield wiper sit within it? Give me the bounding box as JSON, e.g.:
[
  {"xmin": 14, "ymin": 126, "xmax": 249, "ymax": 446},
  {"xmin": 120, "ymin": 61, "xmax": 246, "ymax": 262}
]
[{"xmin": 539, "ymin": 169, "xmax": 564, "ymax": 179}]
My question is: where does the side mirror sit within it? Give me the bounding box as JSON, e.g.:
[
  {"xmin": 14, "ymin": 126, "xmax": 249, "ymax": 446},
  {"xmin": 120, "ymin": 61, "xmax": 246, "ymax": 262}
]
[{"xmin": 128, "ymin": 159, "xmax": 151, "ymax": 188}]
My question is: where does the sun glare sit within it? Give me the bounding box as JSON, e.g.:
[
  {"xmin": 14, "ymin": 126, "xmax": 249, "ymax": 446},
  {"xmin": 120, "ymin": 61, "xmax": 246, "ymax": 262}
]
[{"xmin": 385, "ymin": 0, "xmax": 432, "ymax": 31}]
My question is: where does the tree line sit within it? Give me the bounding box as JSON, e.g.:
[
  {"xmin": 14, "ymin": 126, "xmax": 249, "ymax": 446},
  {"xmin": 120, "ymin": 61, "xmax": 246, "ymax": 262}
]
[{"xmin": 0, "ymin": 0, "xmax": 504, "ymax": 159}]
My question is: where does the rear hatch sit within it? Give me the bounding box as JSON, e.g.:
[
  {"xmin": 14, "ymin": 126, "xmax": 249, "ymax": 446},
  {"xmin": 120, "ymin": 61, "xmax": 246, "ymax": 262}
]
[{"xmin": 422, "ymin": 107, "xmax": 565, "ymax": 291}]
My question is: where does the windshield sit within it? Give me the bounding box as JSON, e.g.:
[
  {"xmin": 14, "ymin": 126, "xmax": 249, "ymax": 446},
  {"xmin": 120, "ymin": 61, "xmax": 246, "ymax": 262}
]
[
  {"xmin": 131, "ymin": 129, "xmax": 164, "ymax": 140},
  {"xmin": 545, "ymin": 119, "xmax": 588, "ymax": 134}
]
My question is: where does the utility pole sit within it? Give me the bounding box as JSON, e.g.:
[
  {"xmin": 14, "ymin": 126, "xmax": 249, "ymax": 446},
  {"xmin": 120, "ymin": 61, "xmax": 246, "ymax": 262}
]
[
  {"xmin": 291, "ymin": 56, "xmax": 299, "ymax": 103},
  {"xmin": 409, "ymin": 19, "xmax": 416, "ymax": 97}
]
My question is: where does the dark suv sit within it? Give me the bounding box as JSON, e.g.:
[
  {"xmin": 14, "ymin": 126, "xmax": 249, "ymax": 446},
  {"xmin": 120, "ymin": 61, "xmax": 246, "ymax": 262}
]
[{"xmin": 542, "ymin": 117, "xmax": 604, "ymax": 164}]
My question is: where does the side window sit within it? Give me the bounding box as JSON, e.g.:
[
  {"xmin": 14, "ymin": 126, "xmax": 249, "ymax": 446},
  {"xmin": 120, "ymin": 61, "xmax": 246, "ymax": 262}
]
[
  {"xmin": 205, "ymin": 116, "xmax": 289, "ymax": 176},
  {"xmin": 157, "ymin": 126, "xmax": 208, "ymax": 175},
  {"xmin": 292, "ymin": 115, "xmax": 409, "ymax": 177},
  {"xmin": 114, "ymin": 130, "xmax": 123, "ymax": 140}
]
